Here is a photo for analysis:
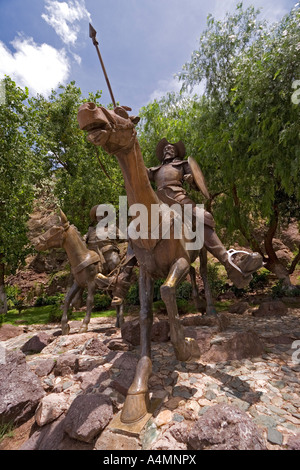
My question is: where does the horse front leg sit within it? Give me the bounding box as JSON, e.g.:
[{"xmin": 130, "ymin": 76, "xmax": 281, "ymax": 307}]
[
  {"xmin": 61, "ymin": 282, "xmax": 81, "ymax": 335},
  {"xmin": 120, "ymin": 266, "xmax": 154, "ymax": 424},
  {"xmin": 189, "ymin": 264, "xmax": 206, "ymax": 313},
  {"xmin": 199, "ymin": 248, "xmax": 217, "ymax": 316},
  {"xmin": 79, "ymin": 281, "xmax": 96, "ymax": 333},
  {"xmin": 160, "ymin": 257, "xmax": 200, "ymax": 362},
  {"xmin": 115, "ymin": 302, "xmax": 124, "ymax": 328}
]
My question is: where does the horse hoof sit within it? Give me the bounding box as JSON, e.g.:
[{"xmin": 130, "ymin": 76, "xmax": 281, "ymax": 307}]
[
  {"xmin": 120, "ymin": 392, "xmax": 150, "ymax": 424},
  {"xmin": 79, "ymin": 324, "xmax": 88, "ymax": 333}
]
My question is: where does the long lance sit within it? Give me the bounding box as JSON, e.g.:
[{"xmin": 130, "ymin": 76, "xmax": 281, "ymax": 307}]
[{"xmin": 89, "ymin": 23, "xmax": 116, "ymax": 108}]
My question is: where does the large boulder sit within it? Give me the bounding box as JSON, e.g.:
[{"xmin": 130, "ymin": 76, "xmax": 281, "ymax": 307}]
[
  {"xmin": 188, "ymin": 404, "xmax": 266, "ymax": 450},
  {"xmin": 63, "ymin": 394, "xmax": 113, "ymax": 443},
  {"xmin": 201, "ymin": 330, "xmax": 265, "ymax": 363},
  {"xmin": 253, "ymin": 300, "xmax": 288, "ymax": 317},
  {"xmin": 0, "ymin": 350, "xmax": 45, "ymax": 424},
  {"xmin": 121, "ymin": 318, "xmax": 170, "ymax": 346},
  {"xmin": 35, "ymin": 393, "xmax": 71, "ymax": 426},
  {"xmin": 21, "ymin": 332, "xmax": 52, "ymax": 354},
  {"xmin": 0, "ymin": 324, "xmax": 24, "ymax": 341}
]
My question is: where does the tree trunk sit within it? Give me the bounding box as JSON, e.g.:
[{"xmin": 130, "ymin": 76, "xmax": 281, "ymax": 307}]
[
  {"xmin": 0, "ymin": 261, "xmax": 7, "ymax": 315},
  {"xmin": 264, "ymin": 207, "xmax": 292, "ymax": 287}
]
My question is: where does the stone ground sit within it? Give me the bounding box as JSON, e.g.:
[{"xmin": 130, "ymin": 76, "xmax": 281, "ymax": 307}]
[{"xmin": 0, "ymin": 305, "xmax": 300, "ymax": 451}]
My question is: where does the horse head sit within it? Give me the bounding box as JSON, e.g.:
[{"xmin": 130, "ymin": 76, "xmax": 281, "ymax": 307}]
[
  {"xmin": 33, "ymin": 210, "xmax": 70, "ymax": 251},
  {"xmin": 77, "ymin": 103, "xmax": 139, "ymax": 155}
]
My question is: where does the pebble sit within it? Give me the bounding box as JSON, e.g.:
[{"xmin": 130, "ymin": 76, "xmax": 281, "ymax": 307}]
[{"xmin": 267, "ymin": 428, "xmax": 283, "ymax": 445}]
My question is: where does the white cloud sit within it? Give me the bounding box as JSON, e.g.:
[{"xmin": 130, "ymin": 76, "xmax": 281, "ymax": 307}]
[
  {"xmin": 0, "ymin": 36, "xmax": 70, "ymax": 96},
  {"xmin": 42, "ymin": 0, "xmax": 91, "ymax": 45}
]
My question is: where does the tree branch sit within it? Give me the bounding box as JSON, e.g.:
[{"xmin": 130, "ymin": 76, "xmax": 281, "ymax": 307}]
[{"xmin": 288, "ymin": 247, "xmax": 300, "ymax": 275}]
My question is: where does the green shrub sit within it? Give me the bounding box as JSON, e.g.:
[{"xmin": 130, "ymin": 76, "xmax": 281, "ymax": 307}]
[
  {"xmin": 47, "ymin": 306, "xmax": 63, "ymax": 323},
  {"xmin": 176, "ymin": 281, "xmax": 192, "ymax": 301},
  {"xmin": 35, "ymin": 294, "xmax": 65, "ymax": 307},
  {"xmin": 93, "ymin": 293, "xmax": 111, "ymax": 311},
  {"xmin": 207, "ymin": 262, "xmax": 227, "ymax": 298},
  {"xmin": 248, "ymin": 269, "xmax": 270, "ymax": 291},
  {"xmin": 272, "ymin": 280, "xmax": 300, "ymax": 298},
  {"xmin": 126, "ymin": 282, "xmax": 140, "ymax": 305}
]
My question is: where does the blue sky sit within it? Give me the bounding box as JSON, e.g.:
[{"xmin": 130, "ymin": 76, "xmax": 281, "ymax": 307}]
[{"xmin": 0, "ymin": 0, "xmax": 297, "ymax": 114}]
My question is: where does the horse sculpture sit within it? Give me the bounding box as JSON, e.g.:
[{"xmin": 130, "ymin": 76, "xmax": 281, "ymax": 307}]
[
  {"xmin": 77, "ymin": 103, "xmax": 263, "ymax": 425},
  {"xmin": 77, "ymin": 103, "xmax": 236, "ymax": 425},
  {"xmin": 33, "ymin": 210, "xmax": 124, "ymax": 334}
]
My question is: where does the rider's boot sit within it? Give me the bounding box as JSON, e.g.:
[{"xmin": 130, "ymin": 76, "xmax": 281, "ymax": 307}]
[{"xmin": 204, "ymin": 228, "xmax": 263, "ymax": 289}]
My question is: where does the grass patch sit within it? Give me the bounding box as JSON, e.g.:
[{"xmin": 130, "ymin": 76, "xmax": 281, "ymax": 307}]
[
  {"xmin": 2, "ymin": 305, "xmax": 119, "ymax": 326},
  {"xmin": 213, "ymin": 300, "xmax": 234, "ymax": 311},
  {"xmin": 0, "ymin": 422, "xmax": 14, "ymax": 442}
]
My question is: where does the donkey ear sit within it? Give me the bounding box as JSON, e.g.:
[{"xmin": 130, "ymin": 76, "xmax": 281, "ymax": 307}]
[{"xmin": 60, "ymin": 209, "xmax": 68, "ymax": 224}]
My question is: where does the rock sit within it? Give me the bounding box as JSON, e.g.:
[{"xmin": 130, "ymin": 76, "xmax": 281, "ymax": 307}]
[
  {"xmin": 35, "ymin": 393, "xmax": 70, "ymax": 426},
  {"xmin": 253, "ymin": 300, "xmax": 288, "ymax": 317},
  {"xmin": 111, "ymin": 369, "xmax": 136, "ymax": 396},
  {"xmin": 0, "ymin": 350, "xmax": 45, "ymax": 424},
  {"xmin": 34, "ymin": 358, "xmax": 56, "ymax": 377},
  {"xmin": 201, "ymin": 330, "xmax": 265, "ymax": 363},
  {"xmin": 182, "ymin": 313, "xmax": 230, "ymax": 330},
  {"xmin": 95, "ymin": 429, "xmax": 141, "ymax": 450},
  {"xmin": 78, "ymin": 365, "xmax": 110, "ymax": 393},
  {"xmin": 0, "ymin": 324, "xmax": 24, "ymax": 341},
  {"xmin": 63, "ymin": 394, "xmax": 113, "ymax": 443},
  {"xmin": 121, "ymin": 318, "xmax": 170, "ymax": 346},
  {"xmin": 154, "ymin": 409, "xmax": 173, "ymax": 427},
  {"xmin": 151, "ymin": 423, "xmax": 189, "ymax": 450},
  {"xmin": 105, "ymin": 338, "xmax": 132, "ymax": 351},
  {"xmin": 267, "ymin": 428, "xmax": 283, "ymax": 445},
  {"xmin": 188, "ymin": 404, "xmax": 266, "ymax": 450},
  {"xmin": 185, "ymin": 327, "xmax": 214, "ymax": 356},
  {"xmin": 110, "ymin": 351, "xmax": 139, "ymax": 370},
  {"xmin": 21, "ymin": 332, "xmax": 52, "ymax": 354},
  {"xmin": 287, "ymin": 433, "xmax": 300, "ymax": 450},
  {"xmin": 42, "ymin": 332, "xmax": 95, "ymax": 355},
  {"xmin": 280, "ymin": 221, "xmax": 300, "ymax": 251},
  {"xmin": 228, "ymin": 302, "xmax": 250, "ymax": 315},
  {"xmin": 151, "ymin": 319, "xmax": 170, "ymax": 342},
  {"xmin": 20, "ymin": 414, "xmax": 94, "ymax": 450},
  {"xmin": 54, "ymin": 353, "xmax": 79, "ymax": 376},
  {"xmin": 83, "ymin": 337, "xmax": 110, "ymax": 356}
]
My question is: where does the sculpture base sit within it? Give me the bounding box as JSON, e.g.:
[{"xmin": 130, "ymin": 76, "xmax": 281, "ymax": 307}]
[{"xmin": 108, "ymin": 397, "xmax": 162, "ymax": 436}]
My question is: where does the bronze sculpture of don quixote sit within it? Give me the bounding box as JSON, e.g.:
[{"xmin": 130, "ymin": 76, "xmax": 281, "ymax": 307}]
[{"xmin": 76, "ymin": 24, "xmax": 263, "ymax": 425}]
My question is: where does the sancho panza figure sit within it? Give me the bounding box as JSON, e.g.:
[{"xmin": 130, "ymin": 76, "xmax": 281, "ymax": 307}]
[{"xmin": 147, "ymin": 138, "xmax": 263, "ymax": 289}]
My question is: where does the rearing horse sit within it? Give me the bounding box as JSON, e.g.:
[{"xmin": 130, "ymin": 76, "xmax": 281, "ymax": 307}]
[{"xmin": 33, "ymin": 210, "xmax": 124, "ymax": 334}]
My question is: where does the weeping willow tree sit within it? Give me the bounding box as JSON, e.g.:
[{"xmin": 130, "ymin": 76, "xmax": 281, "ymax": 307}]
[{"xmin": 139, "ymin": 3, "xmax": 300, "ymax": 286}]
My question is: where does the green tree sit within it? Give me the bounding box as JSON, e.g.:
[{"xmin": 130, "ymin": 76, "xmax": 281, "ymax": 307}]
[
  {"xmin": 175, "ymin": 3, "xmax": 300, "ymax": 286},
  {"xmin": 0, "ymin": 77, "xmax": 41, "ymax": 313},
  {"xmin": 27, "ymin": 82, "xmax": 124, "ymax": 234}
]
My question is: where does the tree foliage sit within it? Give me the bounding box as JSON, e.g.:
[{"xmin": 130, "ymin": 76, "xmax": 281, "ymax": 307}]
[
  {"xmin": 139, "ymin": 3, "xmax": 300, "ymax": 285},
  {"xmin": 27, "ymin": 82, "xmax": 125, "ymax": 233}
]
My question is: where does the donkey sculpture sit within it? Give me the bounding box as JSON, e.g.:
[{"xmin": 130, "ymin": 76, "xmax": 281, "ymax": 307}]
[{"xmin": 33, "ymin": 210, "xmax": 124, "ymax": 334}]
